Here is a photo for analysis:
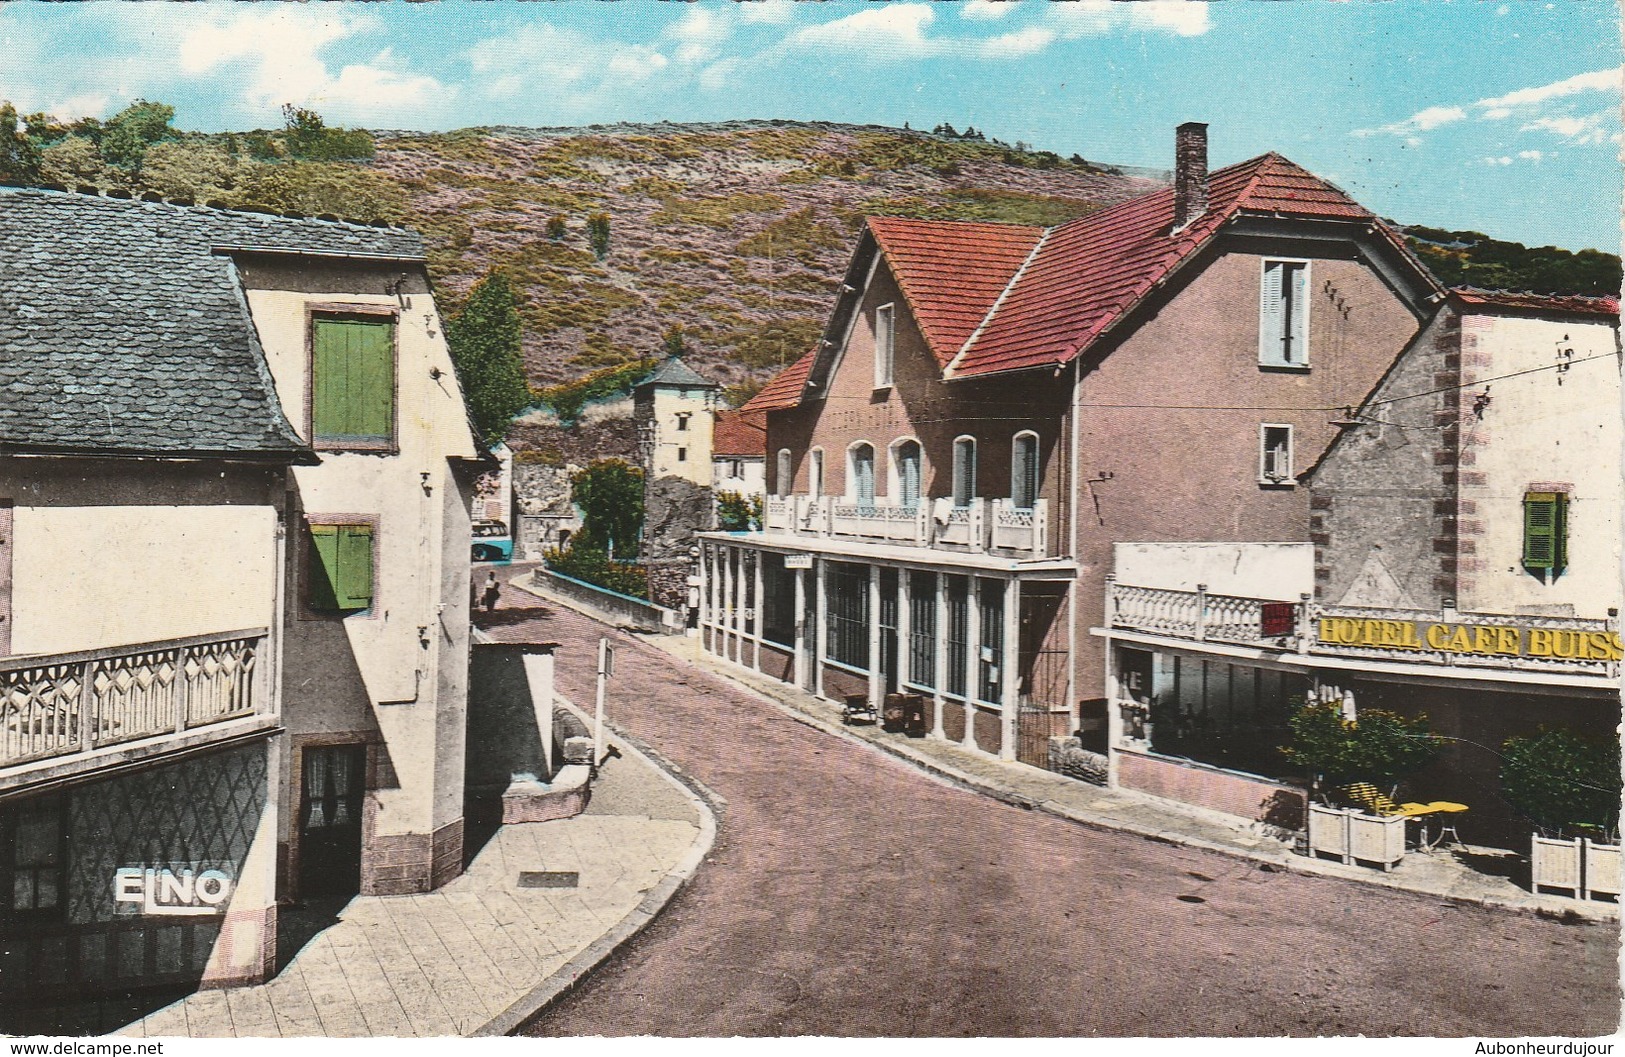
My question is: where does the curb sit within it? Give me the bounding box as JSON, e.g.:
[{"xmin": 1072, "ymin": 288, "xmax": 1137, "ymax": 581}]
[
  {"xmin": 471, "ymin": 694, "xmax": 724, "ymax": 1037},
  {"xmin": 681, "ymin": 646, "xmax": 1619, "ymax": 927}
]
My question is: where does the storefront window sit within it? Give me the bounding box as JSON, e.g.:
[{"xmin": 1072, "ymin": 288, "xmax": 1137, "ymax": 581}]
[
  {"xmin": 825, "ymin": 562, "xmax": 870, "ymax": 670},
  {"xmin": 2, "ymin": 794, "xmax": 64, "ymax": 919},
  {"xmin": 760, "ymin": 553, "xmax": 795, "ymax": 648},
  {"xmin": 1147, "ymin": 653, "xmax": 1304, "ymax": 778}
]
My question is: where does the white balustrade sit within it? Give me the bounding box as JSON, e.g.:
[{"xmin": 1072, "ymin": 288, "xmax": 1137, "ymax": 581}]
[{"xmin": 1, "ymin": 630, "xmax": 265, "ymax": 767}]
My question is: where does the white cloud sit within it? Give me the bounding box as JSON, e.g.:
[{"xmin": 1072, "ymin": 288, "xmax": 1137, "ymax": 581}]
[
  {"xmin": 1475, "ymin": 68, "xmax": 1621, "ymax": 113},
  {"xmin": 668, "ymin": 7, "xmax": 731, "ymax": 65},
  {"xmin": 1521, "ymin": 111, "xmax": 1619, "ymax": 145},
  {"xmin": 1517, "ymin": 149, "xmax": 1544, "ymax": 162},
  {"xmin": 735, "ymin": 0, "xmax": 798, "ymax": 25},
  {"xmin": 1483, "ymin": 156, "xmax": 1514, "ymax": 166},
  {"xmin": 961, "ymin": 0, "xmax": 1018, "ymax": 21},
  {"xmin": 1047, "ymin": 0, "xmax": 1212, "ymax": 39},
  {"xmin": 1353, "ymin": 105, "xmax": 1467, "ymax": 138},
  {"xmin": 978, "ymin": 26, "xmax": 1056, "ymax": 59},
  {"xmin": 791, "ymin": 4, "xmax": 941, "ymax": 59}
]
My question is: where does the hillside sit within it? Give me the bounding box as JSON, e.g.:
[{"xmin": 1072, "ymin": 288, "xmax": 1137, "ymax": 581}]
[{"xmin": 367, "ymin": 122, "xmax": 1162, "ymax": 431}]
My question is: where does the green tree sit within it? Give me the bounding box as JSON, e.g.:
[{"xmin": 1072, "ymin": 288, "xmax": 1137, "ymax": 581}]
[
  {"xmin": 1501, "ymin": 728, "xmax": 1622, "ymax": 838},
  {"xmin": 229, "ymin": 160, "xmax": 405, "ymax": 223},
  {"xmin": 571, "ymin": 459, "xmax": 644, "ymax": 559},
  {"xmin": 1282, "ymin": 701, "xmax": 1445, "ymax": 800},
  {"xmin": 281, "ymin": 104, "xmax": 375, "ymax": 161},
  {"xmin": 586, "ymin": 211, "xmax": 611, "ymax": 259},
  {"xmin": 100, "ymin": 99, "xmax": 176, "ymax": 168},
  {"xmin": 138, "ymin": 139, "xmax": 240, "ymax": 201},
  {"xmin": 0, "ymin": 103, "xmax": 41, "ymax": 185},
  {"xmin": 545, "ymin": 214, "xmax": 567, "ymax": 241},
  {"xmin": 38, "ymin": 134, "xmax": 107, "ymax": 188},
  {"xmin": 662, "ymin": 324, "xmax": 688, "ymax": 358},
  {"xmin": 444, "ymin": 270, "xmax": 533, "ymax": 448},
  {"xmin": 715, "ymin": 491, "xmax": 762, "ymax": 531}
]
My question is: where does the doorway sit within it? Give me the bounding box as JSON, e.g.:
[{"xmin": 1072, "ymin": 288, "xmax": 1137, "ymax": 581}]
[{"xmin": 298, "ymin": 744, "xmax": 366, "ymax": 897}]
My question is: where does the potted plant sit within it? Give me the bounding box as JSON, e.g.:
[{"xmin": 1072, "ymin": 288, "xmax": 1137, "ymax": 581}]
[
  {"xmin": 1502, "ymin": 728, "xmax": 1622, "ymax": 900},
  {"xmin": 1282, "ymin": 701, "xmax": 1445, "ymax": 870}
]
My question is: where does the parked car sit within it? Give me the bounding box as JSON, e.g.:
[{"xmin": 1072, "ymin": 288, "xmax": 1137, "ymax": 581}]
[{"xmin": 471, "ymin": 519, "xmax": 514, "ymax": 562}]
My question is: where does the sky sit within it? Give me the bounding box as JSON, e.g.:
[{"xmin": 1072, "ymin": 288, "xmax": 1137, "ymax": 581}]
[{"xmin": 1, "ymin": 0, "xmax": 1620, "ymax": 252}]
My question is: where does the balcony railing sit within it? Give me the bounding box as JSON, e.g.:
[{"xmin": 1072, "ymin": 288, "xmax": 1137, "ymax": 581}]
[
  {"xmin": 1107, "ymin": 583, "xmax": 1622, "ymax": 678},
  {"xmin": 1, "ymin": 629, "xmax": 268, "ymax": 769},
  {"xmin": 1109, "ymin": 583, "xmax": 1296, "ymax": 646},
  {"xmin": 760, "ymin": 495, "xmax": 1049, "ymax": 557}
]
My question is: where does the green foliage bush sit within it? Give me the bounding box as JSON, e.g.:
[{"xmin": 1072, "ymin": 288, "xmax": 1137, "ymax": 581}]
[
  {"xmin": 99, "ymin": 100, "xmax": 176, "ymax": 168},
  {"xmin": 1405, "ymin": 228, "xmax": 1621, "ymax": 298},
  {"xmin": 586, "ymin": 211, "xmax": 612, "ymax": 258},
  {"xmin": 570, "ymin": 458, "xmax": 644, "ymax": 559},
  {"xmin": 38, "ymin": 134, "xmax": 103, "ymax": 188},
  {"xmin": 1501, "ymin": 728, "xmax": 1621, "ymax": 838},
  {"xmin": 536, "ymin": 358, "xmax": 654, "ymax": 424},
  {"xmin": 0, "ymin": 103, "xmax": 41, "ymax": 185},
  {"xmin": 281, "ymin": 104, "xmax": 375, "ymax": 161},
  {"xmin": 137, "ymin": 140, "xmax": 239, "ymax": 201},
  {"xmin": 445, "ymin": 270, "xmax": 533, "ymax": 448},
  {"xmin": 543, "ymin": 545, "xmax": 649, "ymax": 599},
  {"xmin": 229, "ymin": 160, "xmax": 406, "ymax": 222},
  {"xmin": 1282, "ymin": 702, "xmax": 1446, "ymax": 799},
  {"xmin": 715, "ymin": 491, "xmax": 762, "ymax": 531}
]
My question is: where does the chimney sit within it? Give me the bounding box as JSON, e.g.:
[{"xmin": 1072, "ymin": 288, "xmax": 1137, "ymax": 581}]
[{"xmin": 1173, "ymin": 121, "xmax": 1209, "ymax": 231}]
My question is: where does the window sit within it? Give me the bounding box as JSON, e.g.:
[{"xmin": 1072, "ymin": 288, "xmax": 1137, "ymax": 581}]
[
  {"xmin": 776, "ymin": 449, "xmax": 792, "ymax": 497},
  {"xmin": 309, "ymin": 522, "xmax": 375, "ymax": 612},
  {"xmin": 952, "ymin": 436, "xmax": 977, "ymax": 507},
  {"xmin": 809, "ymin": 448, "xmax": 825, "ymax": 497},
  {"xmin": 677, "ymin": 447, "xmax": 688, "ymax": 463},
  {"xmin": 1258, "ymin": 260, "xmax": 1309, "ymax": 367},
  {"xmin": 893, "ymin": 440, "xmax": 922, "ymax": 509},
  {"xmin": 723, "ymin": 458, "xmax": 743, "ymax": 478},
  {"xmin": 874, "ymin": 303, "xmax": 896, "ymax": 388},
  {"xmin": 675, "ymin": 413, "xmax": 691, "ymax": 432},
  {"xmin": 311, "ymin": 314, "xmax": 396, "ymax": 448},
  {"xmin": 849, "ymin": 443, "xmax": 876, "ymax": 508},
  {"xmin": 907, "ymin": 570, "xmax": 937, "ymax": 688},
  {"xmin": 1011, "ymin": 432, "xmax": 1040, "ymax": 509},
  {"xmin": 2, "ymin": 794, "xmax": 64, "ymax": 919},
  {"xmin": 1522, "ymin": 491, "xmax": 1569, "ymax": 575},
  {"xmin": 825, "ymin": 562, "xmax": 870, "ymax": 669},
  {"xmin": 1259, "ymin": 425, "xmax": 1293, "ymax": 485}
]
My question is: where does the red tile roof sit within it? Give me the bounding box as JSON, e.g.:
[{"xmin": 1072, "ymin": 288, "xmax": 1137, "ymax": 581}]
[
  {"xmin": 1451, "ymin": 287, "xmax": 1619, "ymax": 319},
  {"xmin": 951, "ymin": 153, "xmax": 1390, "ymax": 378},
  {"xmin": 739, "ymin": 347, "xmax": 817, "ymax": 412},
  {"xmin": 867, "ymin": 217, "xmax": 1045, "ymax": 368},
  {"xmin": 712, "ymin": 408, "xmax": 768, "ymax": 456}
]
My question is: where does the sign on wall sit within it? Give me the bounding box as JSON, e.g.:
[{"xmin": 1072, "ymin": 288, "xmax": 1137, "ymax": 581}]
[
  {"xmin": 1317, "ymin": 618, "xmax": 1624, "ymax": 662},
  {"xmin": 113, "ymin": 865, "xmax": 235, "ymax": 917},
  {"xmin": 783, "ymin": 554, "xmax": 813, "ymax": 569}
]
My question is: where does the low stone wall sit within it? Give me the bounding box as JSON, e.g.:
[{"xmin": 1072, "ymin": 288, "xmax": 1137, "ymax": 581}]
[
  {"xmin": 532, "ymin": 568, "xmax": 681, "ymax": 633},
  {"xmin": 1117, "ymin": 750, "xmax": 1306, "ymax": 829},
  {"xmin": 1049, "ymin": 737, "xmax": 1108, "ymax": 785}
]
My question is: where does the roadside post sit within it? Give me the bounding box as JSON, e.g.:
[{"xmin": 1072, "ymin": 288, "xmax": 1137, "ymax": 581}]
[{"xmin": 594, "ymin": 637, "xmax": 615, "ymax": 768}]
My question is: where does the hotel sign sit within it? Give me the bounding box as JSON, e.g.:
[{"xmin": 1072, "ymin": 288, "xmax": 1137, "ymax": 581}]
[
  {"xmin": 113, "ymin": 865, "xmax": 235, "ymax": 916},
  {"xmin": 1317, "ymin": 617, "xmax": 1624, "ymax": 662}
]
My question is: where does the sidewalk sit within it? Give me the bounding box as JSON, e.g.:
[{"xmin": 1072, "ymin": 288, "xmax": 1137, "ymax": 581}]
[
  {"xmin": 514, "ymin": 575, "xmax": 1617, "ymax": 926},
  {"xmin": 117, "ymin": 699, "xmax": 716, "ymax": 1038}
]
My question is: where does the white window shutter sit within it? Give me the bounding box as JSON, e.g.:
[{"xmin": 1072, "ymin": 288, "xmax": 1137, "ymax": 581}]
[
  {"xmin": 1286, "ymin": 263, "xmax": 1308, "ymax": 363},
  {"xmin": 1259, "ymin": 261, "xmax": 1285, "ymax": 364}
]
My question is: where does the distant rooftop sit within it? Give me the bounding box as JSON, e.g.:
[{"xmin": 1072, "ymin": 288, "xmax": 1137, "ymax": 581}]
[
  {"xmin": 635, "ymin": 355, "xmax": 719, "ymax": 390},
  {"xmin": 1451, "ymin": 287, "xmax": 1619, "ymax": 319}
]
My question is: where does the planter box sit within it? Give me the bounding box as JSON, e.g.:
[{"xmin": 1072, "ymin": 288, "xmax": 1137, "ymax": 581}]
[
  {"xmin": 1307, "ymin": 804, "xmax": 1407, "ymax": 871},
  {"xmin": 1533, "ymin": 835, "xmax": 1621, "ymax": 901}
]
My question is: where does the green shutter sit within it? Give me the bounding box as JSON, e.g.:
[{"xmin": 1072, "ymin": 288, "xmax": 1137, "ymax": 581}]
[
  {"xmin": 1523, "ymin": 492, "xmax": 1569, "ymax": 572},
  {"xmin": 337, "ymin": 525, "xmax": 374, "ymax": 610},
  {"xmin": 309, "ymin": 525, "xmax": 342, "ymax": 610},
  {"xmin": 312, "ymin": 318, "xmax": 394, "ymax": 443}
]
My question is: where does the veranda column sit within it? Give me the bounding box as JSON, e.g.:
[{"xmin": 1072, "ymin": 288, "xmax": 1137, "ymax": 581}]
[
  {"xmin": 752, "ymin": 550, "xmax": 764, "ymax": 672},
  {"xmin": 866, "ymin": 564, "xmax": 883, "ymax": 711},
  {"xmin": 931, "ymin": 572, "xmax": 947, "ymax": 740},
  {"xmin": 999, "ymin": 577, "xmax": 1021, "ymax": 762},
  {"xmin": 814, "ymin": 559, "xmax": 828, "ymax": 700},
  {"xmin": 896, "ymin": 568, "xmax": 913, "ymax": 695},
  {"xmin": 700, "ymin": 545, "xmax": 714, "ymax": 655},
  {"xmin": 793, "ymin": 565, "xmax": 808, "ymax": 689},
  {"xmin": 720, "ymin": 546, "xmax": 734, "ymax": 663},
  {"xmin": 731, "ymin": 548, "xmax": 745, "ymax": 665},
  {"xmin": 963, "ymin": 577, "xmax": 981, "ymax": 752}
]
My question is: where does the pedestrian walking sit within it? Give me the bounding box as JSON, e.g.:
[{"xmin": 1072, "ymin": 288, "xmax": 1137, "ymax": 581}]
[{"xmin": 481, "ymin": 571, "xmax": 501, "ymax": 613}]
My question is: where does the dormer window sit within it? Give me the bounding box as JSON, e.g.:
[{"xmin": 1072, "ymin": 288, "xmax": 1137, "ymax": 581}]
[
  {"xmin": 874, "ymin": 303, "xmax": 895, "ymax": 389},
  {"xmin": 1259, "ymin": 260, "xmax": 1309, "ymax": 368}
]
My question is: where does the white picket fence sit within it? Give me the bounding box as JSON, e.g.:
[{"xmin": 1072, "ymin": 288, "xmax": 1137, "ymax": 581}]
[{"xmin": 1531, "ymin": 835, "xmax": 1621, "ymax": 901}]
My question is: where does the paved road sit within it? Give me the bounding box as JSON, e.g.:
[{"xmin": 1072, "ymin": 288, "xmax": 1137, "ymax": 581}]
[{"xmin": 477, "ymin": 566, "xmax": 1620, "ymax": 1038}]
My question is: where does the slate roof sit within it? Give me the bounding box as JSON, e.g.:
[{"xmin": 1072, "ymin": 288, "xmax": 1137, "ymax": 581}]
[
  {"xmin": 1451, "ymin": 287, "xmax": 1619, "ymax": 319},
  {"xmin": 634, "ymin": 355, "xmax": 719, "ymax": 390},
  {"xmin": 739, "ymin": 348, "xmax": 816, "ymax": 413},
  {"xmin": 712, "ymin": 408, "xmax": 767, "ymax": 457},
  {"xmin": 0, "ymin": 187, "xmax": 424, "ymax": 459}
]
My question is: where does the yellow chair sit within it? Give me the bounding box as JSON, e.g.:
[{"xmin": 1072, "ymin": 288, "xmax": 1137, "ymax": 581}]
[{"xmin": 1343, "ymin": 783, "xmax": 1437, "ymax": 818}]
